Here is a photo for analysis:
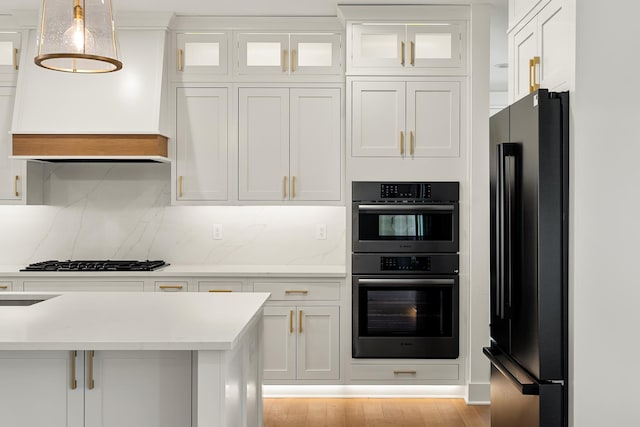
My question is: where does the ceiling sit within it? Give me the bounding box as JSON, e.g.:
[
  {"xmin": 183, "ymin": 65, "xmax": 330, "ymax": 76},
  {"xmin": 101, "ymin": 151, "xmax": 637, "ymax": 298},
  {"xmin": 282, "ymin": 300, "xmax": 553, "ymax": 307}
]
[{"xmin": 1, "ymin": 0, "xmax": 508, "ymax": 91}]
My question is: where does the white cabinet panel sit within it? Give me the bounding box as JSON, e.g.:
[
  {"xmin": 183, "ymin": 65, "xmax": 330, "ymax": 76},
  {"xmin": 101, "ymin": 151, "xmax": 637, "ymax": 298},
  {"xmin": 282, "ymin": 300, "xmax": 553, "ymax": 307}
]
[
  {"xmin": 0, "ymin": 87, "xmax": 24, "ymax": 203},
  {"xmin": 154, "ymin": 281, "xmax": 188, "ymax": 292},
  {"xmin": 351, "ymin": 81, "xmax": 405, "ymax": 157},
  {"xmin": 176, "ymin": 87, "xmax": 229, "ymax": 202},
  {"xmin": 290, "ymin": 88, "xmax": 341, "ymax": 201},
  {"xmin": 513, "ymin": 18, "xmax": 538, "ymax": 102},
  {"xmin": 297, "ymin": 306, "xmax": 340, "ymax": 380},
  {"xmin": 538, "ymin": 0, "xmax": 570, "ymax": 91},
  {"xmin": 85, "ymin": 351, "xmax": 192, "ymax": 427},
  {"xmin": 238, "ymin": 88, "xmax": 290, "ymax": 201},
  {"xmin": 23, "ymin": 281, "xmax": 145, "ymax": 292},
  {"xmin": 198, "ymin": 280, "xmax": 246, "ymax": 293},
  {"xmin": 0, "ymin": 281, "xmax": 11, "ymax": 291},
  {"xmin": 263, "ymin": 306, "xmax": 296, "ymax": 380},
  {"xmin": 407, "ymin": 81, "xmax": 461, "ymax": 157},
  {"xmin": 0, "ymin": 351, "xmax": 83, "ymax": 427}
]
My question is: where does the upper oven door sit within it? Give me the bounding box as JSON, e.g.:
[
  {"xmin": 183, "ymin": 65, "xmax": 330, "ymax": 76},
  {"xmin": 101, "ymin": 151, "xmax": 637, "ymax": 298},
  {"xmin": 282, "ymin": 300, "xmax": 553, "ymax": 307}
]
[{"xmin": 352, "ymin": 202, "xmax": 459, "ymax": 253}]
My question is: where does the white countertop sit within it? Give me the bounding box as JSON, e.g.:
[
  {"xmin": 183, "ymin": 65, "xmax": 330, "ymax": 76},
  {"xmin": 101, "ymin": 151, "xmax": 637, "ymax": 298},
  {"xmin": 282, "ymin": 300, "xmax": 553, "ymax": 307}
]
[
  {"xmin": 0, "ymin": 292, "xmax": 270, "ymax": 351},
  {"xmin": 0, "ymin": 264, "xmax": 346, "ymax": 278}
]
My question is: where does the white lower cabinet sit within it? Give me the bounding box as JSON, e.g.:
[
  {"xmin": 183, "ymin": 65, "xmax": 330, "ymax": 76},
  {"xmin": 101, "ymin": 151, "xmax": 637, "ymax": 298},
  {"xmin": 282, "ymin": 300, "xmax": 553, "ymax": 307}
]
[
  {"xmin": 263, "ymin": 305, "xmax": 339, "ymax": 380},
  {"xmin": 22, "ymin": 280, "xmax": 145, "ymax": 292},
  {"xmin": 0, "ymin": 350, "xmax": 191, "ymax": 427},
  {"xmin": 0, "ymin": 281, "xmax": 11, "ymax": 291}
]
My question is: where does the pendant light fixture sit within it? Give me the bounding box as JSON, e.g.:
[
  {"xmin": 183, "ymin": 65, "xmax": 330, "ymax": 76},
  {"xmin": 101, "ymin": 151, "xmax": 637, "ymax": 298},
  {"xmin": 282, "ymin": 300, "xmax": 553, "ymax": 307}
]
[{"xmin": 34, "ymin": 0, "xmax": 122, "ymax": 73}]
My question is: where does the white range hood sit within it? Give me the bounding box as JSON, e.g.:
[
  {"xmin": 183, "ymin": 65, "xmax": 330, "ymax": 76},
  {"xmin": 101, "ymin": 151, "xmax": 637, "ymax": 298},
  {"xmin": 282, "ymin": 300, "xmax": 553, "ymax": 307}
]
[{"xmin": 11, "ymin": 25, "xmax": 170, "ymax": 162}]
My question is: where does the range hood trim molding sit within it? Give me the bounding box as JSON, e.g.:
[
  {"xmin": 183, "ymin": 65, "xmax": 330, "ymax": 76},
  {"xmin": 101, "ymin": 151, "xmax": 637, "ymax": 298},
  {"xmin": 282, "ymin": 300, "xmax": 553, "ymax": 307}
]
[{"xmin": 12, "ymin": 133, "xmax": 170, "ymax": 162}]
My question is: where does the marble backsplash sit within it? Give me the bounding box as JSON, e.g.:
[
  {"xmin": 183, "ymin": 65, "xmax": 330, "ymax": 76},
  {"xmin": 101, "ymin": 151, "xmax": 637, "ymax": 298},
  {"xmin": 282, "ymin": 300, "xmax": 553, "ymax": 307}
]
[{"xmin": 0, "ymin": 163, "xmax": 346, "ymax": 266}]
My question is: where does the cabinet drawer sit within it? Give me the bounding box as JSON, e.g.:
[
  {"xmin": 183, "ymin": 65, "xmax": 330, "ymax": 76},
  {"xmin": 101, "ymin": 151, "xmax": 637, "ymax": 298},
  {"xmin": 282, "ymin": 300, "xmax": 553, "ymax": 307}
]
[
  {"xmin": 198, "ymin": 280, "xmax": 245, "ymax": 293},
  {"xmin": 350, "ymin": 364, "xmax": 459, "ymax": 381},
  {"xmin": 23, "ymin": 281, "xmax": 144, "ymax": 292},
  {"xmin": 155, "ymin": 281, "xmax": 188, "ymax": 292},
  {"xmin": 253, "ymin": 281, "xmax": 340, "ymax": 301},
  {"xmin": 0, "ymin": 281, "xmax": 11, "ymax": 291}
]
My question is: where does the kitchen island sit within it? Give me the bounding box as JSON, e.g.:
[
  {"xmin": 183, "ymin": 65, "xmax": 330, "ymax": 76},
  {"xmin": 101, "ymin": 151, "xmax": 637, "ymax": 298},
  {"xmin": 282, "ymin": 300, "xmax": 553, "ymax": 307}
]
[{"xmin": 0, "ymin": 291, "xmax": 269, "ymax": 427}]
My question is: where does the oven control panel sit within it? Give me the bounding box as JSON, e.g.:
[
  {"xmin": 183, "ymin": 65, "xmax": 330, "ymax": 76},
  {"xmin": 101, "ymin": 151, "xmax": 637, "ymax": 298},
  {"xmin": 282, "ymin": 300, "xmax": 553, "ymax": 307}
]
[
  {"xmin": 380, "ymin": 183, "xmax": 431, "ymax": 199},
  {"xmin": 380, "ymin": 256, "xmax": 431, "ymax": 271}
]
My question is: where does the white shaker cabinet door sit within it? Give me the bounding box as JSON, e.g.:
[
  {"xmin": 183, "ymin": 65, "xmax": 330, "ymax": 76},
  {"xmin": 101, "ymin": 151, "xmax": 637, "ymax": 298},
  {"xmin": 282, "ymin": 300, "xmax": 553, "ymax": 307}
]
[
  {"xmin": 296, "ymin": 306, "xmax": 340, "ymax": 380},
  {"xmin": 263, "ymin": 306, "xmax": 297, "ymax": 380},
  {"xmin": 351, "ymin": 81, "xmax": 406, "ymax": 157},
  {"xmin": 176, "ymin": 87, "xmax": 229, "ymax": 202},
  {"xmin": 290, "ymin": 88, "xmax": 342, "ymax": 201},
  {"xmin": 406, "ymin": 81, "xmax": 461, "ymax": 158},
  {"xmin": 350, "ymin": 24, "xmax": 406, "ymax": 70},
  {"xmin": 537, "ymin": 0, "xmax": 570, "ymax": 92},
  {"xmin": 512, "ymin": 17, "xmax": 538, "ymax": 102},
  {"xmin": 238, "ymin": 88, "xmax": 290, "ymax": 201},
  {"xmin": 84, "ymin": 351, "xmax": 192, "ymax": 427},
  {"xmin": 0, "ymin": 351, "xmax": 83, "ymax": 427},
  {"xmin": 0, "ymin": 87, "xmax": 23, "ymax": 202}
]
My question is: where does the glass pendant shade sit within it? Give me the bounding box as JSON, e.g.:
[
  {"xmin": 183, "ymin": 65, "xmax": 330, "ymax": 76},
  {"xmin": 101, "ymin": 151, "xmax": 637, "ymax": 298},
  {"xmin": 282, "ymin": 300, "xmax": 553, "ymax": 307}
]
[{"xmin": 35, "ymin": 0, "xmax": 122, "ymax": 73}]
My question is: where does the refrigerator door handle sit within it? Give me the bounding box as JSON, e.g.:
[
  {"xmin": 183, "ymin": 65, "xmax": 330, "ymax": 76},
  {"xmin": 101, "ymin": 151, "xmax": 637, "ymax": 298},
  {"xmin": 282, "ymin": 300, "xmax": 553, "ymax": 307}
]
[
  {"xmin": 496, "ymin": 143, "xmax": 521, "ymax": 320},
  {"xmin": 483, "ymin": 347, "xmax": 539, "ymax": 395}
]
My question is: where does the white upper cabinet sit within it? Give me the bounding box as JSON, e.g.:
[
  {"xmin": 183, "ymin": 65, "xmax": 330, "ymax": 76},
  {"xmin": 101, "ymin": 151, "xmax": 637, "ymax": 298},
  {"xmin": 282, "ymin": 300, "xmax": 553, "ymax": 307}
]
[
  {"xmin": 173, "ymin": 33, "xmax": 230, "ymax": 81},
  {"xmin": 348, "ymin": 22, "xmax": 466, "ymax": 75},
  {"xmin": 175, "ymin": 87, "xmax": 229, "ymax": 202},
  {"xmin": 0, "ymin": 32, "xmax": 20, "ymax": 83},
  {"xmin": 509, "ymin": 0, "xmax": 544, "ymax": 27},
  {"xmin": 236, "ymin": 32, "xmax": 342, "ymax": 79},
  {"xmin": 238, "ymin": 87, "xmax": 342, "ymax": 202},
  {"xmin": 508, "ymin": 0, "xmax": 570, "ymax": 102},
  {"xmin": 351, "ymin": 80, "xmax": 461, "ymax": 158},
  {"xmin": 0, "ymin": 87, "xmax": 26, "ymax": 204}
]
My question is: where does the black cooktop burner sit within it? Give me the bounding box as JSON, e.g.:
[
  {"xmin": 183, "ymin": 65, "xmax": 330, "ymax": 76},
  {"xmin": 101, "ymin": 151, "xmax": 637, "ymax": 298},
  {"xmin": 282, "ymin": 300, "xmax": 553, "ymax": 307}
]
[{"xmin": 21, "ymin": 260, "xmax": 169, "ymax": 272}]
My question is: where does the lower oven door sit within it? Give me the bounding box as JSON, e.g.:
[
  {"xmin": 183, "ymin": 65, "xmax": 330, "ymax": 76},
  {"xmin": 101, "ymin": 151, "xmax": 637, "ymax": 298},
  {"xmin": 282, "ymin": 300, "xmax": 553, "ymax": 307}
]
[{"xmin": 352, "ymin": 275, "xmax": 459, "ymax": 359}]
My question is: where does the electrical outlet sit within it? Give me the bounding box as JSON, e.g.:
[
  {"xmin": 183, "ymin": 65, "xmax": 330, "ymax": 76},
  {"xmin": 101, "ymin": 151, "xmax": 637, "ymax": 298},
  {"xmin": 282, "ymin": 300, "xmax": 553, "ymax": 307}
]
[
  {"xmin": 213, "ymin": 224, "xmax": 223, "ymax": 240},
  {"xmin": 315, "ymin": 224, "xmax": 327, "ymax": 240}
]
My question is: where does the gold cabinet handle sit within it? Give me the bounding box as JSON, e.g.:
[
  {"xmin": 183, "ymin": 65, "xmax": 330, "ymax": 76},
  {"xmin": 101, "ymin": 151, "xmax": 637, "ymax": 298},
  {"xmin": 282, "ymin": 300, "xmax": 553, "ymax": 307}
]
[
  {"xmin": 410, "ymin": 41, "xmax": 415, "ymax": 66},
  {"xmin": 70, "ymin": 351, "xmax": 78, "ymax": 390},
  {"xmin": 400, "ymin": 41, "xmax": 405, "ymax": 66},
  {"xmin": 13, "ymin": 48, "xmax": 18, "ymax": 70},
  {"xmin": 178, "ymin": 175, "xmax": 183, "ymax": 198},
  {"xmin": 208, "ymin": 289, "xmax": 233, "ymax": 293},
  {"xmin": 0, "ymin": 285, "xmax": 8, "ymax": 290},
  {"xmin": 178, "ymin": 48, "xmax": 184, "ymax": 71},
  {"xmin": 283, "ymin": 176, "xmax": 288, "ymax": 199},
  {"xmin": 393, "ymin": 370, "xmax": 417, "ymax": 375},
  {"xmin": 14, "ymin": 175, "xmax": 19, "ymax": 197},
  {"xmin": 400, "ymin": 131, "xmax": 405, "ymax": 156},
  {"xmin": 410, "ymin": 131, "xmax": 415, "ymax": 156},
  {"xmin": 289, "ymin": 310, "xmax": 294, "ymax": 334},
  {"xmin": 282, "ymin": 49, "xmax": 288, "ymax": 72},
  {"xmin": 529, "ymin": 56, "xmax": 541, "ymax": 93},
  {"xmin": 87, "ymin": 350, "xmax": 95, "ymax": 390},
  {"xmin": 291, "ymin": 176, "xmax": 296, "ymax": 199},
  {"xmin": 285, "ymin": 290, "xmax": 309, "ymax": 295},
  {"xmin": 299, "ymin": 310, "xmax": 303, "ymax": 334},
  {"xmin": 291, "ymin": 49, "xmax": 297, "ymax": 72},
  {"xmin": 159, "ymin": 284, "xmax": 183, "ymax": 290}
]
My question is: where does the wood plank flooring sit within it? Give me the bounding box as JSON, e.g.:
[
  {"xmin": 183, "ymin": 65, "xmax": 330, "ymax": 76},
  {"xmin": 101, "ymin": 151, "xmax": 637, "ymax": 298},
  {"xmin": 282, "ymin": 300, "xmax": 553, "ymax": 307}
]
[{"xmin": 264, "ymin": 398, "xmax": 490, "ymax": 427}]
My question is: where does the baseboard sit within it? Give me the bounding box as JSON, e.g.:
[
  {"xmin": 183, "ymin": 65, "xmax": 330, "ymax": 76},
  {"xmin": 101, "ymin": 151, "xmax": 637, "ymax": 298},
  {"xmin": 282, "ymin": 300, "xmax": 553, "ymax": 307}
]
[
  {"xmin": 466, "ymin": 382, "xmax": 490, "ymax": 405},
  {"xmin": 263, "ymin": 385, "xmax": 467, "ymax": 398}
]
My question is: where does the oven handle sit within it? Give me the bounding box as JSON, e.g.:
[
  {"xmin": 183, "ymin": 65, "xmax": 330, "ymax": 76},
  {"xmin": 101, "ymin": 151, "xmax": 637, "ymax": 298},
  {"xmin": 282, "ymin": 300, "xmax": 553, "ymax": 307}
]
[
  {"xmin": 357, "ymin": 204, "xmax": 454, "ymax": 211},
  {"xmin": 357, "ymin": 278, "xmax": 455, "ymax": 286}
]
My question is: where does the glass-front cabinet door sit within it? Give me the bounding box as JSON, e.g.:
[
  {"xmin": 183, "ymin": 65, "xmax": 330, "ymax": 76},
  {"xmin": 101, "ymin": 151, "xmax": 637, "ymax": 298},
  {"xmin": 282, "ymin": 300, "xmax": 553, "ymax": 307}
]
[
  {"xmin": 0, "ymin": 32, "xmax": 20, "ymax": 83},
  {"xmin": 289, "ymin": 33, "xmax": 342, "ymax": 75},
  {"xmin": 174, "ymin": 33, "xmax": 229, "ymax": 80},
  {"xmin": 237, "ymin": 33, "xmax": 290, "ymax": 75},
  {"xmin": 350, "ymin": 24, "xmax": 406, "ymax": 69},
  {"xmin": 406, "ymin": 23, "xmax": 463, "ymax": 70}
]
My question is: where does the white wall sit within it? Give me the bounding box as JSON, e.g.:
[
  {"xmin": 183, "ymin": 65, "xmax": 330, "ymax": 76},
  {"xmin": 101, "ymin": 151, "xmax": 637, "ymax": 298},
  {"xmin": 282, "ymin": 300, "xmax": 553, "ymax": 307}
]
[
  {"xmin": 572, "ymin": 1, "xmax": 640, "ymax": 425},
  {"xmin": 0, "ymin": 163, "xmax": 345, "ymax": 266}
]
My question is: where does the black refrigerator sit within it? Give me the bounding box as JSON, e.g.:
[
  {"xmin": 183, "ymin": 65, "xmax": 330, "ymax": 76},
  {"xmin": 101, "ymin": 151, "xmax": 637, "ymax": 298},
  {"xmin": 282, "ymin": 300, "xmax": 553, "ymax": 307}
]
[{"xmin": 483, "ymin": 89, "xmax": 568, "ymax": 427}]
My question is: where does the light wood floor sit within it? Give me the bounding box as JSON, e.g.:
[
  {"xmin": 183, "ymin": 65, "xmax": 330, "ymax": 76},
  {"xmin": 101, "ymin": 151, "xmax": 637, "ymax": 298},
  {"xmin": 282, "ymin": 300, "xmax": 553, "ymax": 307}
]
[{"xmin": 264, "ymin": 398, "xmax": 490, "ymax": 427}]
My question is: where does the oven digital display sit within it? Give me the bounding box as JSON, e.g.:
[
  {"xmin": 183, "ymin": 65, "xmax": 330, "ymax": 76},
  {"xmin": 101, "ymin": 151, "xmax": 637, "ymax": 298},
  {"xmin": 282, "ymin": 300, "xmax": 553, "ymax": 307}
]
[{"xmin": 380, "ymin": 256, "xmax": 431, "ymax": 271}]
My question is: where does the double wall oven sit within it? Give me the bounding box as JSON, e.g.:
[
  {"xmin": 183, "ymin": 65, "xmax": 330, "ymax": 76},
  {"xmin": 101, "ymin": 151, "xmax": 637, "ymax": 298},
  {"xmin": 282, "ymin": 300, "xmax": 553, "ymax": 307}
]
[{"xmin": 352, "ymin": 181, "xmax": 460, "ymax": 359}]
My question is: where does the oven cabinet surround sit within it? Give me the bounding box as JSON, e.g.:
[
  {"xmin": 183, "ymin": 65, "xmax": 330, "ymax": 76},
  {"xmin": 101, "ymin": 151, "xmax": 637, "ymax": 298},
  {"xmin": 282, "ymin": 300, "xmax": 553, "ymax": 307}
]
[
  {"xmin": 256, "ymin": 279, "xmax": 341, "ymax": 381},
  {"xmin": 0, "ymin": 292, "xmax": 268, "ymax": 427},
  {"xmin": 0, "ymin": 350, "xmax": 192, "ymax": 427},
  {"xmin": 238, "ymin": 86, "xmax": 342, "ymax": 202},
  {"xmin": 173, "ymin": 85, "xmax": 230, "ymax": 203},
  {"xmin": 350, "ymin": 78, "xmax": 462, "ymax": 158},
  {"xmin": 508, "ymin": 0, "xmax": 571, "ymax": 103}
]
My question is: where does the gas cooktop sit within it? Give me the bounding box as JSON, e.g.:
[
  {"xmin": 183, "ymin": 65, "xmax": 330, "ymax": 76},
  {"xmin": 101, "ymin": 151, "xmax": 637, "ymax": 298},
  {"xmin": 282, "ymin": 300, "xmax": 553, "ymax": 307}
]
[{"xmin": 21, "ymin": 260, "xmax": 169, "ymax": 272}]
